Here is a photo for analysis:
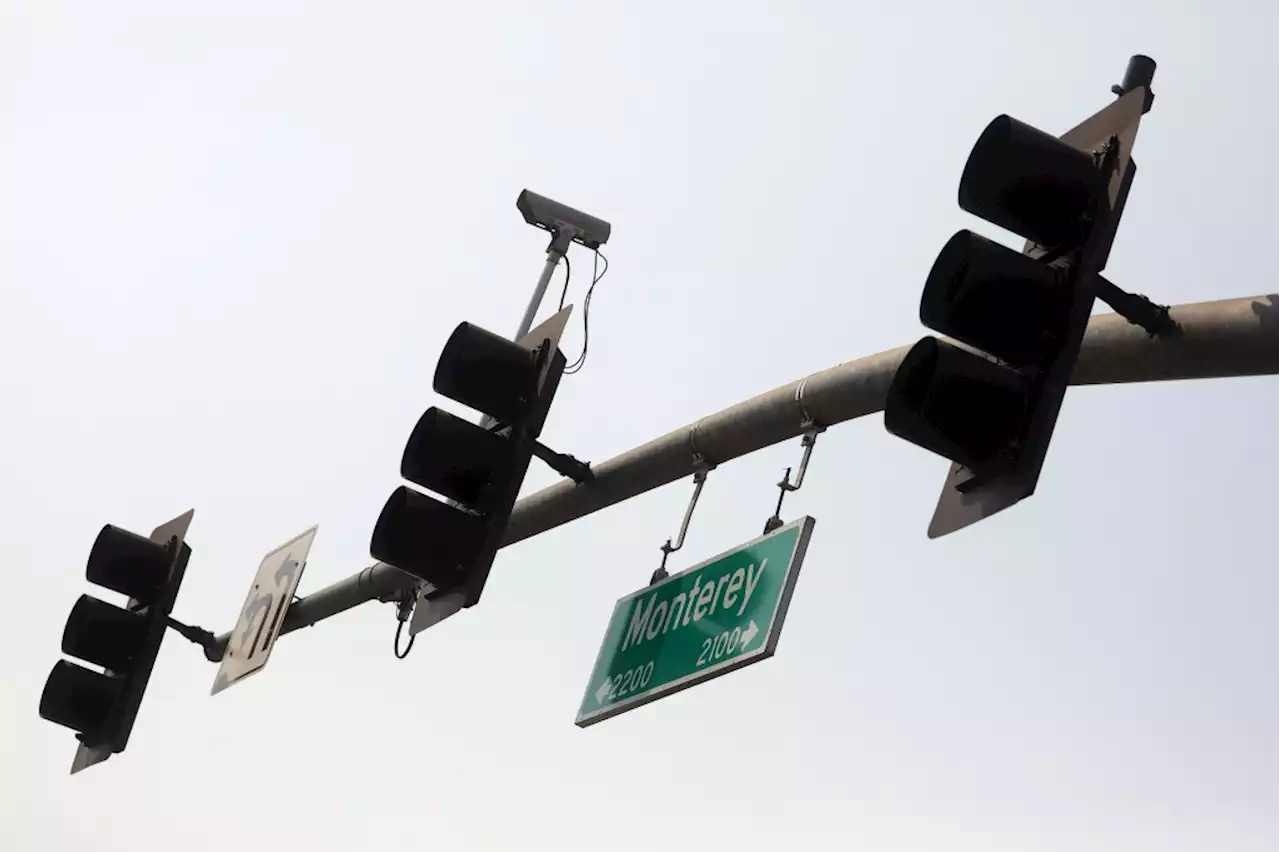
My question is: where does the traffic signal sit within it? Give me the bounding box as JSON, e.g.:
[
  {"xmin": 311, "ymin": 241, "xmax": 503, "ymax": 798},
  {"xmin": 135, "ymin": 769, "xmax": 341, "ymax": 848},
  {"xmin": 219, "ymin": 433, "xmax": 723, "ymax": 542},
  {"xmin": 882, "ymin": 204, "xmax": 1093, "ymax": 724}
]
[
  {"xmin": 39, "ymin": 509, "xmax": 194, "ymax": 774},
  {"xmin": 370, "ymin": 312, "xmax": 569, "ymax": 607},
  {"xmin": 885, "ymin": 56, "xmax": 1155, "ymax": 538}
]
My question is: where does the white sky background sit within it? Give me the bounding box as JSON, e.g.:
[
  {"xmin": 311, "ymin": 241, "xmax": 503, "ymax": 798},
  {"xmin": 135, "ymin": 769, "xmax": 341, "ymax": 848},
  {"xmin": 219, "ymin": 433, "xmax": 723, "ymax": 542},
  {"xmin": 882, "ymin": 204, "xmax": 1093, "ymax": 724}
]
[{"xmin": 1, "ymin": 2, "xmax": 1276, "ymax": 850}]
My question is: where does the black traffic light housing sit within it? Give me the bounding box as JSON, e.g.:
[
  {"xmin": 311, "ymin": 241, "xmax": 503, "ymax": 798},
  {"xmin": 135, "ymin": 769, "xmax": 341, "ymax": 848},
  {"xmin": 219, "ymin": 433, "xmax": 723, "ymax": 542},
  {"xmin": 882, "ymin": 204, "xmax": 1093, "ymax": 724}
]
[
  {"xmin": 886, "ymin": 56, "xmax": 1157, "ymax": 538},
  {"xmin": 39, "ymin": 509, "xmax": 194, "ymax": 774},
  {"xmin": 371, "ymin": 310, "xmax": 582, "ymax": 607}
]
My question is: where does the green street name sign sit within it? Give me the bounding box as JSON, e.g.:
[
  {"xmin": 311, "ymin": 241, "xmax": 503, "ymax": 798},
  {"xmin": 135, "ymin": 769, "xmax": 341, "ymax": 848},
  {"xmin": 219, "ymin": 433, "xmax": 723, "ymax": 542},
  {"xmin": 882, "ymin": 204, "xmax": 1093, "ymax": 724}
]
[{"xmin": 576, "ymin": 516, "xmax": 816, "ymax": 727}]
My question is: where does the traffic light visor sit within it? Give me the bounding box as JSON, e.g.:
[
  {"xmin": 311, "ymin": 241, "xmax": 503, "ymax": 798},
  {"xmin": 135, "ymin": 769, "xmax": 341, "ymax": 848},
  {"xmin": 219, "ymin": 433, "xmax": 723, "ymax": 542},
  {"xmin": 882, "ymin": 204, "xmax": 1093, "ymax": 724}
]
[
  {"xmin": 62, "ymin": 595, "xmax": 149, "ymax": 673},
  {"xmin": 434, "ymin": 322, "xmax": 541, "ymax": 424},
  {"xmin": 401, "ymin": 408, "xmax": 514, "ymax": 508},
  {"xmin": 370, "ymin": 486, "xmax": 490, "ymax": 587},
  {"xmin": 39, "ymin": 660, "xmax": 122, "ymax": 740},
  {"xmin": 959, "ymin": 115, "xmax": 1104, "ymax": 250},
  {"xmin": 86, "ymin": 524, "xmax": 171, "ymax": 604},
  {"xmin": 885, "ymin": 337, "xmax": 1029, "ymax": 473},
  {"xmin": 921, "ymin": 230, "xmax": 1071, "ymax": 368}
]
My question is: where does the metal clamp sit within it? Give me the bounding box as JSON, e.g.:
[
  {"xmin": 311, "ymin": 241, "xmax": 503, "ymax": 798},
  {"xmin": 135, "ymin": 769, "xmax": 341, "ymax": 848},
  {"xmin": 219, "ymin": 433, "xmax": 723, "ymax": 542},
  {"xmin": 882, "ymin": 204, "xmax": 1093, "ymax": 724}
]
[
  {"xmin": 651, "ymin": 466, "xmax": 713, "ymax": 585},
  {"xmin": 792, "ymin": 379, "xmax": 816, "ymax": 430},
  {"xmin": 688, "ymin": 418, "xmax": 712, "ymax": 469}
]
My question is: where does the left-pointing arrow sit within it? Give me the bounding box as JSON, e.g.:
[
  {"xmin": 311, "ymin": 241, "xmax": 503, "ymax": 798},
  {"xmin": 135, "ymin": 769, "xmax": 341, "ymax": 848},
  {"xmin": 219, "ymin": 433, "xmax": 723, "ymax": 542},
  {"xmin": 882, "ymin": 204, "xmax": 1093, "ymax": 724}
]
[{"xmin": 594, "ymin": 679, "xmax": 612, "ymax": 705}]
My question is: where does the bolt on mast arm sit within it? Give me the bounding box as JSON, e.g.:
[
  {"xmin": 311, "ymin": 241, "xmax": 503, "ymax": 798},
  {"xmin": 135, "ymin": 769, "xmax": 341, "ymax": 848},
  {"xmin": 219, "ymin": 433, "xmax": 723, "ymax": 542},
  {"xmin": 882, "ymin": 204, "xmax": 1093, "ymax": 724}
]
[{"xmin": 207, "ymin": 292, "xmax": 1277, "ymax": 662}]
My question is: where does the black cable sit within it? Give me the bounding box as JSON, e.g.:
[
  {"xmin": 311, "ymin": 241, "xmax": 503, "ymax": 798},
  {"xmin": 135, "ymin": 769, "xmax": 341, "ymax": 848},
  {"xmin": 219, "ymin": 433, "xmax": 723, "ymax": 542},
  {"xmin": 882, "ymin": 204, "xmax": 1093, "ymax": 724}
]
[
  {"xmin": 565, "ymin": 249, "xmax": 605, "ymax": 372},
  {"xmin": 557, "ymin": 252, "xmax": 572, "ymax": 311},
  {"xmin": 564, "ymin": 249, "xmax": 608, "ymax": 374},
  {"xmin": 394, "ymin": 619, "xmax": 415, "ymax": 659},
  {"xmin": 393, "ymin": 593, "xmax": 416, "ymax": 659}
]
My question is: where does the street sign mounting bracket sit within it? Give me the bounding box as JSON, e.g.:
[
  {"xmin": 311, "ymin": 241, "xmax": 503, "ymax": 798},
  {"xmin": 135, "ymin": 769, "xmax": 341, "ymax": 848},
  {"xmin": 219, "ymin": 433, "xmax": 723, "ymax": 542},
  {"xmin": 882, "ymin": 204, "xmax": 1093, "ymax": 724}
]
[
  {"xmin": 687, "ymin": 418, "xmax": 714, "ymax": 469},
  {"xmin": 652, "ymin": 466, "xmax": 713, "ymax": 585},
  {"xmin": 763, "ymin": 423, "xmax": 825, "ymax": 534}
]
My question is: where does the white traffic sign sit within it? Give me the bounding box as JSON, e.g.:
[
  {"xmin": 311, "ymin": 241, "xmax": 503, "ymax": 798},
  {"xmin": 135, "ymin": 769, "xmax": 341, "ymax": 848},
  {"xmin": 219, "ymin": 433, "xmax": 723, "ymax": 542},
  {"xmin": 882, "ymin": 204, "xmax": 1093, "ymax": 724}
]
[{"xmin": 211, "ymin": 526, "xmax": 317, "ymax": 695}]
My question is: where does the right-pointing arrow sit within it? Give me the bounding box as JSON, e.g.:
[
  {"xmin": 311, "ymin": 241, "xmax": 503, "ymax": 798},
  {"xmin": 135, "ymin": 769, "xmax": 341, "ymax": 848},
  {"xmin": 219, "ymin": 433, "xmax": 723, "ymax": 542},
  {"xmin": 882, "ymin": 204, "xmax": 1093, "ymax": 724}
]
[{"xmin": 740, "ymin": 619, "xmax": 760, "ymax": 650}]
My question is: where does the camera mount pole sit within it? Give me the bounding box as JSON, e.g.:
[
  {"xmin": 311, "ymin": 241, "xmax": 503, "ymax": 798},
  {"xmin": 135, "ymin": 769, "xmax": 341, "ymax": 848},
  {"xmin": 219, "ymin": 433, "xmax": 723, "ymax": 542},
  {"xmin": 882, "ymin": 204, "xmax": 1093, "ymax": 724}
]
[{"xmin": 516, "ymin": 229, "xmax": 575, "ymax": 339}]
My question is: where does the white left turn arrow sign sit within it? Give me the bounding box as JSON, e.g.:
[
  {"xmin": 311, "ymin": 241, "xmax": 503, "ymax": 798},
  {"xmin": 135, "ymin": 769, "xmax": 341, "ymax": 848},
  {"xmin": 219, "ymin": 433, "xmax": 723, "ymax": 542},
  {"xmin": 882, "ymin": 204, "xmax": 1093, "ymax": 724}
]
[{"xmin": 211, "ymin": 526, "xmax": 318, "ymax": 695}]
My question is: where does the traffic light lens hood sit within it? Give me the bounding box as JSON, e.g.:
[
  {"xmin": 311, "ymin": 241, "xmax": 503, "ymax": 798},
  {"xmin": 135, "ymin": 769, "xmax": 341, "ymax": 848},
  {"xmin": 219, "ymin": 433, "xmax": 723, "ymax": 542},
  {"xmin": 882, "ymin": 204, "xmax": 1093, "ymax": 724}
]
[
  {"xmin": 401, "ymin": 408, "xmax": 513, "ymax": 508},
  {"xmin": 370, "ymin": 486, "xmax": 490, "ymax": 588},
  {"xmin": 62, "ymin": 595, "xmax": 148, "ymax": 673},
  {"xmin": 39, "ymin": 660, "xmax": 121, "ymax": 740},
  {"xmin": 885, "ymin": 337, "xmax": 1029, "ymax": 473},
  {"xmin": 434, "ymin": 322, "xmax": 540, "ymax": 424},
  {"xmin": 959, "ymin": 115, "xmax": 1103, "ymax": 250},
  {"xmin": 922, "ymin": 230, "xmax": 1070, "ymax": 368},
  {"xmin": 86, "ymin": 524, "xmax": 171, "ymax": 604}
]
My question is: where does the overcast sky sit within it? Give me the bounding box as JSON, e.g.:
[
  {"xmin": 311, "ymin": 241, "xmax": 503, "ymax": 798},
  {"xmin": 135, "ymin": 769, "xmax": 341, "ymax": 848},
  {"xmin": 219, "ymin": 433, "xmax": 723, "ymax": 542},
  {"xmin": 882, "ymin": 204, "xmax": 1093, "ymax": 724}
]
[{"xmin": 1, "ymin": 3, "xmax": 1276, "ymax": 850}]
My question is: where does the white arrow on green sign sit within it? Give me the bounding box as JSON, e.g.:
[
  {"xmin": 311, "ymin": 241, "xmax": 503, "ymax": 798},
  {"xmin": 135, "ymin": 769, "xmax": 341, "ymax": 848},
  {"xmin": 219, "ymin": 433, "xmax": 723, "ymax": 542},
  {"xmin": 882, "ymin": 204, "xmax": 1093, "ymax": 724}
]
[{"xmin": 576, "ymin": 516, "xmax": 816, "ymax": 727}]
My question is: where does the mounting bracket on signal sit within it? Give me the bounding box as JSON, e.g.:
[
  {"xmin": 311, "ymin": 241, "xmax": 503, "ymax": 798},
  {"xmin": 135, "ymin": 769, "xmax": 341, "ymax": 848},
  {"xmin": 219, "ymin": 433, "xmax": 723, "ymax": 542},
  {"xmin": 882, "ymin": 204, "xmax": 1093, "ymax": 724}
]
[
  {"xmin": 1096, "ymin": 275, "xmax": 1179, "ymax": 337},
  {"xmin": 164, "ymin": 616, "xmax": 219, "ymax": 659},
  {"xmin": 531, "ymin": 441, "xmax": 594, "ymax": 484}
]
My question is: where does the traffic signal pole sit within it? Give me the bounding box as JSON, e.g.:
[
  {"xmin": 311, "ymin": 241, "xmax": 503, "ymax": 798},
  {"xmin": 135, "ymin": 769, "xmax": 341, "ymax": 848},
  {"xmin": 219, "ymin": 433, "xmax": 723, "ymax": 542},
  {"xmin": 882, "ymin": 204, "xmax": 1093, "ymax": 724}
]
[{"xmin": 206, "ymin": 291, "xmax": 1277, "ymax": 661}]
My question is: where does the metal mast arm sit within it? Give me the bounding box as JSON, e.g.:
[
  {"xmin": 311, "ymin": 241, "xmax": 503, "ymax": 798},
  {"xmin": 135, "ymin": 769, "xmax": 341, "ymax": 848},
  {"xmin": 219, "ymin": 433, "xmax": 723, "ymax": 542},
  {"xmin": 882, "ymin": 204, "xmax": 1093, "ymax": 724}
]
[{"xmin": 207, "ymin": 292, "xmax": 1277, "ymax": 661}]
